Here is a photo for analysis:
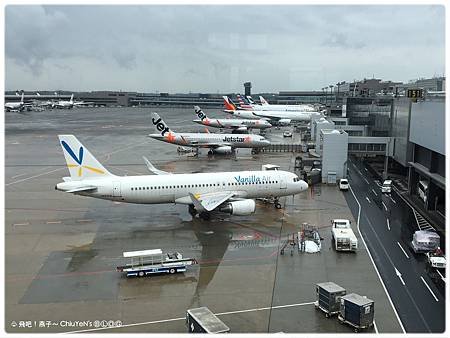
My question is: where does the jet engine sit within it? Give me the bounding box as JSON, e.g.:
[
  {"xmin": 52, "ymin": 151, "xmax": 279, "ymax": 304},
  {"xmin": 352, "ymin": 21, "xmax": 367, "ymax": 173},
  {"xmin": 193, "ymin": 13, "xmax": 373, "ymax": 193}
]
[
  {"xmin": 219, "ymin": 199, "xmax": 256, "ymax": 215},
  {"xmin": 232, "ymin": 127, "xmax": 248, "ymax": 134},
  {"xmin": 213, "ymin": 146, "xmax": 233, "ymax": 154},
  {"xmin": 278, "ymin": 119, "xmax": 291, "ymax": 126}
]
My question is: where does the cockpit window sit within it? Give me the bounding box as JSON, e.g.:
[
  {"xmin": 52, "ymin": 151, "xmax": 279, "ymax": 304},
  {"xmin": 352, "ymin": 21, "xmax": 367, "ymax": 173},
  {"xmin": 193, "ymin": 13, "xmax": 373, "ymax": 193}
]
[{"xmin": 293, "ymin": 177, "xmax": 300, "ymax": 182}]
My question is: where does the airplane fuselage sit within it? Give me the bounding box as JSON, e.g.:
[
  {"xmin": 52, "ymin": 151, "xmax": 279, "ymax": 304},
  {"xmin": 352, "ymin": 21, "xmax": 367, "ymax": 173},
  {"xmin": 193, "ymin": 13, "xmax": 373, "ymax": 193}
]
[
  {"xmin": 57, "ymin": 170, "xmax": 307, "ymax": 204},
  {"xmin": 193, "ymin": 117, "xmax": 271, "ymax": 130},
  {"xmin": 149, "ymin": 132, "xmax": 270, "ymax": 148},
  {"xmin": 254, "ymin": 110, "xmax": 322, "ymax": 122},
  {"xmin": 254, "ymin": 104, "xmax": 316, "ymax": 112}
]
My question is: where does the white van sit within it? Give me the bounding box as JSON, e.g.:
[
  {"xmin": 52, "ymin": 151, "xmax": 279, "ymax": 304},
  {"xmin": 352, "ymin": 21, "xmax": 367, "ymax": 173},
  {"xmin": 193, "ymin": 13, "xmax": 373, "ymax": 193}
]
[{"xmin": 381, "ymin": 180, "xmax": 392, "ymax": 193}]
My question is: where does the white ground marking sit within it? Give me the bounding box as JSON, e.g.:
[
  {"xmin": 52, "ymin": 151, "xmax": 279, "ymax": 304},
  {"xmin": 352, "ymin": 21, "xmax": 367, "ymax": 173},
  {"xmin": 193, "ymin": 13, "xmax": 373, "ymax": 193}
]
[
  {"xmin": 366, "ymin": 196, "xmax": 371, "ymax": 203},
  {"xmin": 65, "ymin": 301, "xmax": 316, "ymax": 333},
  {"xmin": 420, "ymin": 276, "xmax": 439, "ymax": 302},
  {"xmin": 387, "ymin": 218, "xmax": 390, "ymax": 231},
  {"xmin": 372, "ymin": 189, "xmax": 378, "ymax": 196},
  {"xmin": 382, "ymin": 202, "xmax": 388, "ymax": 211},
  {"xmin": 395, "ymin": 267, "xmax": 406, "ymax": 286},
  {"xmin": 396, "ymin": 242, "xmax": 410, "ymax": 259},
  {"xmin": 436, "ymin": 270, "xmax": 446, "ymax": 283}
]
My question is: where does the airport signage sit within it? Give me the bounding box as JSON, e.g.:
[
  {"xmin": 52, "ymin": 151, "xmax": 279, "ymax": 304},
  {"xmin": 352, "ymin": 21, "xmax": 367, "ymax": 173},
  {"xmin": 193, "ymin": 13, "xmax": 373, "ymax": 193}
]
[{"xmin": 407, "ymin": 89, "xmax": 423, "ymax": 99}]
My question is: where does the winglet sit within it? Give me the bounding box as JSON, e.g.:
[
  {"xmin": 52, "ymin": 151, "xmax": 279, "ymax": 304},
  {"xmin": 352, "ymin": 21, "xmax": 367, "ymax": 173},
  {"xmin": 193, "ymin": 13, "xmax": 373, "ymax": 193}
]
[
  {"xmin": 143, "ymin": 156, "xmax": 172, "ymax": 175},
  {"xmin": 259, "ymin": 96, "xmax": 269, "ymax": 105}
]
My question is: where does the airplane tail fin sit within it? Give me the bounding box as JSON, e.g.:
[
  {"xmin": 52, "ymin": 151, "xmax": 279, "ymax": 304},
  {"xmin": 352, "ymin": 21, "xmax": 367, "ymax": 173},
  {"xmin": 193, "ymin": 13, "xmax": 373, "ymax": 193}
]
[
  {"xmin": 70, "ymin": 94, "xmax": 74, "ymax": 103},
  {"xmin": 223, "ymin": 96, "xmax": 237, "ymax": 111},
  {"xmin": 246, "ymin": 96, "xmax": 255, "ymax": 104},
  {"xmin": 58, "ymin": 135, "xmax": 113, "ymax": 180},
  {"xmin": 194, "ymin": 106, "xmax": 208, "ymax": 120},
  {"xmin": 259, "ymin": 96, "xmax": 269, "ymax": 105},
  {"xmin": 237, "ymin": 94, "xmax": 253, "ymax": 110},
  {"xmin": 21, "ymin": 92, "xmax": 24, "ymax": 103},
  {"xmin": 36, "ymin": 92, "xmax": 41, "ymax": 96},
  {"xmin": 150, "ymin": 112, "xmax": 174, "ymax": 136}
]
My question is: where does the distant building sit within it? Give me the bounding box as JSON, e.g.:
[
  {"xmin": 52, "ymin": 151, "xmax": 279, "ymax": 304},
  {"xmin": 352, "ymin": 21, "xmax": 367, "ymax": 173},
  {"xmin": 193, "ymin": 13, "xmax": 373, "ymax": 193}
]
[
  {"xmin": 410, "ymin": 77, "xmax": 445, "ymax": 92},
  {"xmin": 337, "ymin": 79, "xmax": 403, "ymax": 97}
]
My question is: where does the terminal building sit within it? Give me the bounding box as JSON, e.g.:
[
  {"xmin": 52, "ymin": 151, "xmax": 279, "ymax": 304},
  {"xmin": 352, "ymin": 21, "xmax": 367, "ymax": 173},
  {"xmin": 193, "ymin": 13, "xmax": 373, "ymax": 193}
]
[{"xmin": 309, "ymin": 86, "xmax": 445, "ymax": 232}]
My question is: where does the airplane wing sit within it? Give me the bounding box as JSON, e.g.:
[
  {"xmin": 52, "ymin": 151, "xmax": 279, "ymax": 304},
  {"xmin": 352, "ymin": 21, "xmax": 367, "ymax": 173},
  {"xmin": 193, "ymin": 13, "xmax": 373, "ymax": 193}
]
[
  {"xmin": 189, "ymin": 191, "xmax": 235, "ymax": 212},
  {"xmin": 143, "ymin": 156, "xmax": 173, "ymax": 175},
  {"xmin": 73, "ymin": 101, "xmax": 94, "ymax": 106},
  {"xmin": 190, "ymin": 142, "xmax": 232, "ymax": 149},
  {"xmin": 228, "ymin": 124, "xmax": 248, "ymax": 130},
  {"xmin": 66, "ymin": 186, "xmax": 97, "ymax": 193},
  {"xmin": 252, "ymin": 112, "xmax": 281, "ymax": 120}
]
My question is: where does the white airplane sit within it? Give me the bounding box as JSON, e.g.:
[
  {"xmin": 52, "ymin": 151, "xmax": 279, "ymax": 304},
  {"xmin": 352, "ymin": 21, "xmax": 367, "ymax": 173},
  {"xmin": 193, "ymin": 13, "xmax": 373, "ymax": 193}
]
[
  {"xmin": 33, "ymin": 92, "xmax": 56, "ymax": 109},
  {"xmin": 252, "ymin": 109, "xmax": 322, "ymax": 123},
  {"xmin": 223, "ymin": 96, "xmax": 315, "ymax": 125},
  {"xmin": 234, "ymin": 94, "xmax": 316, "ymax": 112},
  {"xmin": 149, "ymin": 112, "xmax": 270, "ymax": 154},
  {"xmin": 4, "ymin": 93, "xmax": 32, "ymax": 112},
  {"xmin": 192, "ymin": 106, "xmax": 272, "ymax": 132},
  {"xmin": 54, "ymin": 94, "xmax": 92, "ymax": 109},
  {"xmin": 55, "ymin": 135, "xmax": 308, "ymax": 219}
]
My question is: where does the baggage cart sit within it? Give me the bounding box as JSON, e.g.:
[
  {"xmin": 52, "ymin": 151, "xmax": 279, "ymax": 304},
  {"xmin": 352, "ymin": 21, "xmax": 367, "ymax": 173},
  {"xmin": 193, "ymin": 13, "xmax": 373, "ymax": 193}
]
[
  {"xmin": 338, "ymin": 293, "xmax": 374, "ymax": 332},
  {"xmin": 186, "ymin": 307, "xmax": 230, "ymax": 333},
  {"xmin": 314, "ymin": 282, "xmax": 346, "ymax": 317}
]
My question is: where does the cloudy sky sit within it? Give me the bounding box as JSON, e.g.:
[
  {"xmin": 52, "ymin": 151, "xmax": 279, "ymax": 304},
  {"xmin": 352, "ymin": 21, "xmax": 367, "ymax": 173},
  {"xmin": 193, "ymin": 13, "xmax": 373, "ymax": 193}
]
[{"xmin": 5, "ymin": 5, "xmax": 445, "ymax": 93}]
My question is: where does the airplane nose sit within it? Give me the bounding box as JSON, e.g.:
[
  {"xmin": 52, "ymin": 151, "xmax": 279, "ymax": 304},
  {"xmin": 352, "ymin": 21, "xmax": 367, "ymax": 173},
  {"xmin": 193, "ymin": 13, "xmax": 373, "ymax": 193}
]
[
  {"xmin": 301, "ymin": 180, "xmax": 309, "ymax": 191},
  {"xmin": 262, "ymin": 139, "xmax": 271, "ymax": 146}
]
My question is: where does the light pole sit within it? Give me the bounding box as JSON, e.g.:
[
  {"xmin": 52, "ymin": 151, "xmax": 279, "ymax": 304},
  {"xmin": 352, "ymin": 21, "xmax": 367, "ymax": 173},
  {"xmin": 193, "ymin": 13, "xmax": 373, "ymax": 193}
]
[
  {"xmin": 329, "ymin": 85, "xmax": 334, "ymax": 106},
  {"xmin": 322, "ymin": 87, "xmax": 327, "ymax": 106}
]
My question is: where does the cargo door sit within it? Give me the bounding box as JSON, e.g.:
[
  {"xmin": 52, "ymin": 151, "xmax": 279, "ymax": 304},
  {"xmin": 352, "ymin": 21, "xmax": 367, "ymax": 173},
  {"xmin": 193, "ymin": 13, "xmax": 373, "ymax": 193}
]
[{"xmin": 112, "ymin": 181, "xmax": 121, "ymax": 197}]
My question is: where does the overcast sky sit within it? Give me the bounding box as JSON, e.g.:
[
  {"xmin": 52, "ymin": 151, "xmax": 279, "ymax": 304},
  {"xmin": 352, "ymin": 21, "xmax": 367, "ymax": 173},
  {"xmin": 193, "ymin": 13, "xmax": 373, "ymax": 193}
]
[{"xmin": 5, "ymin": 5, "xmax": 445, "ymax": 93}]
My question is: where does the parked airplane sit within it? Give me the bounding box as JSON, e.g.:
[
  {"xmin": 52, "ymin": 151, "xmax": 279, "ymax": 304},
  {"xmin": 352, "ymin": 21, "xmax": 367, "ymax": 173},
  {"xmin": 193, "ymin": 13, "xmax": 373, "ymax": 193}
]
[
  {"xmin": 4, "ymin": 93, "xmax": 32, "ymax": 112},
  {"xmin": 223, "ymin": 96, "xmax": 294, "ymax": 126},
  {"xmin": 54, "ymin": 94, "xmax": 92, "ymax": 109},
  {"xmin": 192, "ymin": 106, "xmax": 272, "ymax": 132},
  {"xmin": 222, "ymin": 96, "xmax": 261, "ymax": 120},
  {"xmin": 55, "ymin": 135, "xmax": 308, "ymax": 219},
  {"xmin": 252, "ymin": 109, "xmax": 322, "ymax": 123},
  {"xmin": 149, "ymin": 112, "xmax": 270, "ymax": 154},
  {"xmin": 34, "ymin": 92, "xmax": 56, "ymax": 109},
  {"xmin": 259, "ymin": 96, "xmax": 317, "ymax": 112}
]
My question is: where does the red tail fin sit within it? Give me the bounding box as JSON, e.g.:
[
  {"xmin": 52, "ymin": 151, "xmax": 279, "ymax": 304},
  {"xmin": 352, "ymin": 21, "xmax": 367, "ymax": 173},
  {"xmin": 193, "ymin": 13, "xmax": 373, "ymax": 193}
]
[{"xmin": 223, "ymin": 96, "xmax": 236, "ymax": 111}]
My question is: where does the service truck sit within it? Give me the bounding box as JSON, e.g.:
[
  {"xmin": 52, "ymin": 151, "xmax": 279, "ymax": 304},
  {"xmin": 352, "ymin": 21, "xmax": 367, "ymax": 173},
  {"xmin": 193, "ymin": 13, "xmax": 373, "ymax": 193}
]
[{"xmin": 331, "ymin": 219, "xmax": 358, "ymax": 252}]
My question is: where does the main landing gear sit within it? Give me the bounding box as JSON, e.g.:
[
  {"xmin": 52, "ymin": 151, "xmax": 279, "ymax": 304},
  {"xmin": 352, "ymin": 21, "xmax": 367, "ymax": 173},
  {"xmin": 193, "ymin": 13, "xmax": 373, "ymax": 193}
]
[
  {"xmin": 258, "ymin": 197, "xmax": 283, "ymax": 209},
  {"xmin": 188, "ymin": 205, "xmax": 197, "ymax": 217},
  {"xmin": 188, "ymin": 205, "xmax": 211, "ymax": 220},
  {"xmin": 274, "ymin": 198, "xmax": 282, "ymax": 209}
]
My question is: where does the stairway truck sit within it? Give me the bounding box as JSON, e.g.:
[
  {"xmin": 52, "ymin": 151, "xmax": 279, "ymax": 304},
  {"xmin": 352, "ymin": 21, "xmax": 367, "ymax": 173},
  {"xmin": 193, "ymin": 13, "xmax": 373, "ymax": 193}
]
[
  {"xmin": 331, "ymin": 219, "xmax": 358, "ymax": 252},
  {"xmin": 116, "ymin": 249, "xmax": 197, "ymax": 278}
]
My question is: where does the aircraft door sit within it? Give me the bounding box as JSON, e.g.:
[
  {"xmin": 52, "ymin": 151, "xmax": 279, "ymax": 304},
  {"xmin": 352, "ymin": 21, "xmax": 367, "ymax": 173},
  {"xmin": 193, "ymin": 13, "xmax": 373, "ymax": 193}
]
[
  {"xmin": 279, "ymin": 175, "xmax": 287, "ymax": 189},
  {"xmin": 112, "ymin": 181, "xmax": 121, "ymax": 197}
]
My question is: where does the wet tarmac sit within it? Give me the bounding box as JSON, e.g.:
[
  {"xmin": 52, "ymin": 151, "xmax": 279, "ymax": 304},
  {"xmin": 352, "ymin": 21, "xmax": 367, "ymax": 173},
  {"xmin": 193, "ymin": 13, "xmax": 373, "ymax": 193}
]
[{"xmin": 5, "ymin": 107, "xmax": 403, "ymax": 333}]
